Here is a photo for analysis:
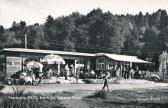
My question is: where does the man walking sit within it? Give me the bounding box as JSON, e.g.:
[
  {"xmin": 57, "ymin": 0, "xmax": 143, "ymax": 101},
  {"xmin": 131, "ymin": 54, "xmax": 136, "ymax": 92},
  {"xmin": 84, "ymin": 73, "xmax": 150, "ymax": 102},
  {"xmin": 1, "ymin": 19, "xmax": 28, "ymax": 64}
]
[{"xmin": 102, "ymin": 75, "xmax": 109, "ymax": 92}]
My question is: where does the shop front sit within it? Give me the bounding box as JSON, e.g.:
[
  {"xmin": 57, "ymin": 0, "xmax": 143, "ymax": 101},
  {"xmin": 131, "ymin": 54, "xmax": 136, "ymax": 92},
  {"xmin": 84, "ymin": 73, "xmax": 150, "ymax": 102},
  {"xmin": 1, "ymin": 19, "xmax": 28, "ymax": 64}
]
[{"xmin": 0, "ymin": 48, "xmax": 95, "ymax": 80}]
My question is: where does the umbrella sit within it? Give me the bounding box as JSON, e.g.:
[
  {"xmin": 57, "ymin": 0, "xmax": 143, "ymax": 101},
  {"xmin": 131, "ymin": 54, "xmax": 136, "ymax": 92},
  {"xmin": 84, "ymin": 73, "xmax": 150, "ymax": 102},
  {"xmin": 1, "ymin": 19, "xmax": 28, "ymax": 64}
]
[
  {"xmin": 27, "ymin": 61, "xmax": 43, "ymax": 68},
  {"xmin": 42, "ymin": 54, "xmax": 65, "ymax": 64}
]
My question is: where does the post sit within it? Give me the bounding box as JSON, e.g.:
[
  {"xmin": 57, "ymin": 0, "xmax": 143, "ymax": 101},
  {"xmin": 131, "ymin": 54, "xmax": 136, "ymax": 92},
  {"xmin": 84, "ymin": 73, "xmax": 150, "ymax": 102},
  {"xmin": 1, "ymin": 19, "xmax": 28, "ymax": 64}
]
[
  {"xmin": 130, "ymin": 62, "xmax": 132, "ymax": 68},
  {"xmin": 74, "ymin": 60, "xmax": 77, "ymax": 77},
  {"xmin": 25, "ymin": 34, "xmax": 27, "ymax": 49},
  {"xmin": 58, "ymin": 64, "xmax": 60, "ymax": 75}
]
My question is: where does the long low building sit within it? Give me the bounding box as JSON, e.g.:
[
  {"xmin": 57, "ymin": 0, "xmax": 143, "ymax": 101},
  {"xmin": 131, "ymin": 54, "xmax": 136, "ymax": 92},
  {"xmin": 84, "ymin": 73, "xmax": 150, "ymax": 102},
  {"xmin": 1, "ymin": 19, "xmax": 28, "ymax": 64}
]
[{"xmin": 0, "ymin": 48, "xmax": 151, "ymax": 79}]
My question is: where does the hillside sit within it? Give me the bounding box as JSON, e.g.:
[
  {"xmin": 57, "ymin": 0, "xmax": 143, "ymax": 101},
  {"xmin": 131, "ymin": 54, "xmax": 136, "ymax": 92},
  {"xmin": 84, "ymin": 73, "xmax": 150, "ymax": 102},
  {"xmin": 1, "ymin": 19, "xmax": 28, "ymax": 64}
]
[{"xmin": 0, "ymin": 8, "xmax": 168, "ymax": 62}]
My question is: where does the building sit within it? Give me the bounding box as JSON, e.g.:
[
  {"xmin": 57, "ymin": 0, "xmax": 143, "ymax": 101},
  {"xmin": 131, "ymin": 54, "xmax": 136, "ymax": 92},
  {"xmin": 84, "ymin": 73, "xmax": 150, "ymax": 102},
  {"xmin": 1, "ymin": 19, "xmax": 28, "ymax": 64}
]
[{"xmin": 0, "ymin": 48, "xmax": 150, "ymax": 79}]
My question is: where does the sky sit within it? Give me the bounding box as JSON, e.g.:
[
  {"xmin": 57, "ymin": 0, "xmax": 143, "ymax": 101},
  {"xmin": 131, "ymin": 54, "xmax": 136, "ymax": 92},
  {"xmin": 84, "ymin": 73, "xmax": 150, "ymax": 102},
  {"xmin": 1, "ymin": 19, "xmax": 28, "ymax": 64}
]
[{"xmin": 0, "ymin": 0, "xmax": 168, "ymax": 28}]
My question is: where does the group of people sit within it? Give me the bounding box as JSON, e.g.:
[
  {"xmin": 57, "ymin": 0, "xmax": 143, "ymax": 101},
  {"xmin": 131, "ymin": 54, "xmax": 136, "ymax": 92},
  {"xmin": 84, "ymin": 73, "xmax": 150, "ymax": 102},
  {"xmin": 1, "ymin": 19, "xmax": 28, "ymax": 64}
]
[
  {"xmin": 106, "ymin": 65, "xmax": 146, "ymax": 80},
  {"xmin": 9, "ymin": 66, "xmax": 42, "ymax": 85},
  {"xmin": 102, "ymin": 65, "xmax": 149, "ymax": 92}
]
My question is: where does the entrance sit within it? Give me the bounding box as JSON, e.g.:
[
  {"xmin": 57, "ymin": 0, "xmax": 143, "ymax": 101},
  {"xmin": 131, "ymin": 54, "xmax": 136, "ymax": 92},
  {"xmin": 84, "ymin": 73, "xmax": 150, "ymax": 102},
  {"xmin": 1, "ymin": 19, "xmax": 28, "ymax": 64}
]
[
  {"xmin": 65, "ymin": 59, "xmax": 75, "ymax": 67},
  {"xmin": 64, "ymin": 59, "xmax": 75, "ymax": 77}
]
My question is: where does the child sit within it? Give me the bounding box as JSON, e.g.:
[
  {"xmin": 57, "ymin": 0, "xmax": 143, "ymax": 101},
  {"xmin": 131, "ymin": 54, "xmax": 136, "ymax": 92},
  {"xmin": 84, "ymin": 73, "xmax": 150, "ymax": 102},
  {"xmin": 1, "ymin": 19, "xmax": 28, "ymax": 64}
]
[{"xmin": 102, "ymin": 75, "xmax": 109, "ymax": 92}]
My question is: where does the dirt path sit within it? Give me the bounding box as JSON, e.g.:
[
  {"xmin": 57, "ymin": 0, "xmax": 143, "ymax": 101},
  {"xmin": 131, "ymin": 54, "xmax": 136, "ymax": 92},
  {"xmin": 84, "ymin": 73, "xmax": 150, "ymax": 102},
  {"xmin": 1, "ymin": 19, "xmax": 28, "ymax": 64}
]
[{"xmin": 1, "ymin": 83, "xmax": 168, "ymax": 94}]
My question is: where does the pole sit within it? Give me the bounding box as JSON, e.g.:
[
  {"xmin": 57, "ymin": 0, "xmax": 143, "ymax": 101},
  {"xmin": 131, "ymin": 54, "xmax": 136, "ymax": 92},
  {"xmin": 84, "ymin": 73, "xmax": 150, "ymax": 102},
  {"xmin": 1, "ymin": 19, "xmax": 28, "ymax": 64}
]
[
  {"xmin": 58, "ymin": 64, "xmax": 60, "ymax": 75},
  {"xmin": 25, "ymin": 34, "xmax": 27, "ymax": 49}
]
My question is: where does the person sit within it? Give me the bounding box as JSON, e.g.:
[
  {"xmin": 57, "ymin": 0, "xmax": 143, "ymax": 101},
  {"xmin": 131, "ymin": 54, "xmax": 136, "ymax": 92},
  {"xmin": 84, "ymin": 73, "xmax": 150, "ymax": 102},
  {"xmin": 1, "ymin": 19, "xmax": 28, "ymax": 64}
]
[
  {"xmin": 90, "ymin": 70, "xmax": 95, "ymax": 78},
  {"xmin": 102, "ymin": 75, "xmax": 109, "ymax": 92},
  {"xmin": 125, "ymin": 66, "xmax": 130, "ymax": 79},
  {"xmin": 130, "ymin": 68, "xmax": 135, "ymax": 79},
  {"xmin": 76, "ymin": 68, "xmax": 80, "ymax": 83},
  {"xmin": 116, "ymin": 67, "xmax": 120, "ymax": 81},
  {"xmin": 134, "ymin": 67, "xmax": 140, "ymax": 79},
  {"xmin": 46, "ymin": 68, "xmax": 52, "ymax": 79},
  {"xmin": 69, "ymin": 64, "xmax": 74, "ymax": 80},
  {"xmin": 64, "ymin": 64, "xmax": 69, "ymax": 80}
]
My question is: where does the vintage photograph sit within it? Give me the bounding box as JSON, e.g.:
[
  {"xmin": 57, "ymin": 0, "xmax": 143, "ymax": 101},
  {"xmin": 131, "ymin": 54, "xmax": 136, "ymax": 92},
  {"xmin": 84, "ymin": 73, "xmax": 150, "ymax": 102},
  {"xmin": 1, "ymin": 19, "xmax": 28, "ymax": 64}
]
[{"xmin": 0, "ymin": 0, "xmax": 168, "ymax": 108}]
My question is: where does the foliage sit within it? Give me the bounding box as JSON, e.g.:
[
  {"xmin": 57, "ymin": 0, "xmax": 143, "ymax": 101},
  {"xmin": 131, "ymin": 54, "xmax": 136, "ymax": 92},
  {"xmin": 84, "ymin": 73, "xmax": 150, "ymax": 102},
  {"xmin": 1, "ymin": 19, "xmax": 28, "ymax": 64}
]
[
  {"xmin": 0, "ymin": 84, "xmax": 4, "ymax": 90},
  {"xmin": 1, "ymin": 87, "xmax": 65, "ymax": 108},
  {"xmin": 0, "ymin": 8, "xmax": 168, "ymax": 62},
  {"xmin": 87, "ymin": 90, "xmax": 107, "ymax": 99}
]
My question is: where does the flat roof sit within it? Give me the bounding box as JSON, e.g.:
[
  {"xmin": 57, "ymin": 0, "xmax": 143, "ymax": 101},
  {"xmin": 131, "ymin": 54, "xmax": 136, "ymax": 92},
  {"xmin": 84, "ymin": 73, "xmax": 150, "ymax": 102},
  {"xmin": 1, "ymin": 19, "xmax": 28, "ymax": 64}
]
[
  {"xmin": 2, "ymin": 48, "xmax": 151, "ymax": 63},
  {"xmin": 96, "ymin": 53, "xmax": 151, "ymax": 63},
  {"xmin": 3, "ymin": 48, "xmax": 95, "ymax": 57}
]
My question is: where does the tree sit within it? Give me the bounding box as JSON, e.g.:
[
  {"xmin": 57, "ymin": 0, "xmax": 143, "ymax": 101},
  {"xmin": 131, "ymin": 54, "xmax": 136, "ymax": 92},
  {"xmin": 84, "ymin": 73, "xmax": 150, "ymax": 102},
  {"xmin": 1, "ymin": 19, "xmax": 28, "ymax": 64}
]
[
  {"xmin": 45, "ymin": 15, "xmax": 54, "ymax": 27},
  {"xmin": 159, "ymin": 10, "xmax": 168, "ymax": 30},
  {"xmin": 142, "ymin": 27, "xmax": 159, "ymax": 51},
  {"xmin": 148, "ymin": 9, "xmax": 162, "ymax": 28},
  {"xmin": 24, "ymin": 24, "xmax": 48, "ymax": 49},
  {"xmin": 63, "ymin": 17, "xmax": 76, "ymax": 51},
  {"xmin": 2, "ymin": 31, "xmax": 21, "ymax": 47},
  {"xmin": 19, "ymin": 21, "xmax": 26, "ymax": 29},
  {"xmin": 157, "ymin": 28, "xmax": 168, "ymax": 51},
  {"xmin": 87, "ymin": 8, "xmax": 103, "ymax": 21},
  {"xmin": 135, "ymin": 11, "xmax": 145, "ymax": 27},
  {"xmin": 0, "ymin": 25, "xmax": 5, "ymax": 40},
  {"xmin": 0, "ymin": 25, "xmax": 5, "ymax": 49}
]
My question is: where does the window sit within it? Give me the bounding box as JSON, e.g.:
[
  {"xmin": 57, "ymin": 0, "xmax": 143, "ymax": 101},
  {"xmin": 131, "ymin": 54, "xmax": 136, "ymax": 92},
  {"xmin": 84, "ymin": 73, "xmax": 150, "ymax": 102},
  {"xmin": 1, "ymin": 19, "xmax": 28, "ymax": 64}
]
[
  {"xmin": 97, "ymin": 58, "xmax": 105, "ymax": 70},
  {"xmin": 98, "ymin": 58, "xmax": 104, "ymax": 63},
  {"xmin": 6, "ymin": 61, "xmax": 12, "ymax": 65},
  {"xmin": 77, "ymin": 61, "xmax": 84, "ymax": 64},
  {"xmin": 14, "ymin": 62, "xmax": 21, "ymax": 65},
  {"xmin": 97, "ymin": 64, "xmax": 105, "ymax": 70}
]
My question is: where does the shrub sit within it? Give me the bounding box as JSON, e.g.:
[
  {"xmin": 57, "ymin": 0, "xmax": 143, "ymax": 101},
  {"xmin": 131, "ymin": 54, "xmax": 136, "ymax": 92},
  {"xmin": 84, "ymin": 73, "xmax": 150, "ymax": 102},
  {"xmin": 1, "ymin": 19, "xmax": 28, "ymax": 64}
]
[
  {"xmin": 1, "ymin": 87, "xmax": 65, "ymax": 108},
  {"xmin": 0, "ymin": 84, "xmax": 4, "ymax": 90},
  {"xmin": 82, "ymin": 79, "xmax": 92, "ymax": 84},
  {"xmin": 87, "ymin": 90, "xmax": 107, "ymax": 99}
]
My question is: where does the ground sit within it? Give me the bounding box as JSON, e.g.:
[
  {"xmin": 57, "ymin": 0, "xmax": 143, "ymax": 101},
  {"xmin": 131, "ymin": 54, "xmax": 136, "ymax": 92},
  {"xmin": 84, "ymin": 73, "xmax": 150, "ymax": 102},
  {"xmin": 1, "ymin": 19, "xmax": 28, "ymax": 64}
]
[
  {"xmin": 1, "ymin": 83, "xmax": 168, "ymax": 108},
  {"xmin": 2, "ymin": 83, "xmax": 168, "ymax": 94}
]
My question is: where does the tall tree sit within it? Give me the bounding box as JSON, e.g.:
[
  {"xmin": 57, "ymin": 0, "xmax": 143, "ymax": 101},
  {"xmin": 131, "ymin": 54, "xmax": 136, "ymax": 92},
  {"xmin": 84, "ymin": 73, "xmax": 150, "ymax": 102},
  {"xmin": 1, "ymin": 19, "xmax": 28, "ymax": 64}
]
[{"xmin": 159, "ymin": 10, "xmax": 168, "ymax": 30}]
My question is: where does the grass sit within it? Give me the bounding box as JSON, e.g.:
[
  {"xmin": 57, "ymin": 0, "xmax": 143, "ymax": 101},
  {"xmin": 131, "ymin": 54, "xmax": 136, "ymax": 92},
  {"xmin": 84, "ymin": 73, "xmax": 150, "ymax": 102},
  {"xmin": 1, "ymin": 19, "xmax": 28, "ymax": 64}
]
[
  {"xmin": 84, "ymin": 89, "xmax": 168, "ymax": 108},
  {"xmin": 2, "ymin": 84, "xmax": 168, "ymax": 108},
  {"xmin": 0, "ymin": 87, "xmax": 65, "ymax": 108},
  {"xmin": 12, "ymin": 87, "xmax": 26, "ymax": 96}
]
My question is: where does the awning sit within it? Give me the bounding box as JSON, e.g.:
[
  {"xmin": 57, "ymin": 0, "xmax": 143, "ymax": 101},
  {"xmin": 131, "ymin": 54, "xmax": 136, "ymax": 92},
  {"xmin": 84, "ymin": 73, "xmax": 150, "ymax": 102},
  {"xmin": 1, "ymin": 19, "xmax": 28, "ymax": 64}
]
[
  {"xmin": 27, "ymin": 61, "xmax": 43, "ymax": 68},
  {"xmin": 42, "ymin": 54, "xmax": 65, "ymax": 64},
  {"xmin": 97, "ymin": 53, "xmax": 151, "ymax": 63},
  {"xmin": 27, "ymin": 61, "xmax": 43, "ymax": 72}
]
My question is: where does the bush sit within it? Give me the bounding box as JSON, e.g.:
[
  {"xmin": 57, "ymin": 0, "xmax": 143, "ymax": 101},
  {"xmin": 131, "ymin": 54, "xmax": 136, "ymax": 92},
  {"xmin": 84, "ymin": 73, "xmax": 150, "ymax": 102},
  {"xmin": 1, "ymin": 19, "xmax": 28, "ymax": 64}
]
[
  {"xmin": 1, "ymin": 87, "xmax": 65, "ymax": 108},
  {"xmin": 87, "ymin": 90, "xmax": 107, "ymax": 99},
  {"xmin": 0, "ymin": 84, "xmax": 4, "ymax": 90},
  {"xmin": 82, "ymin": 79, "xmax": 92, "ymax": 84}
]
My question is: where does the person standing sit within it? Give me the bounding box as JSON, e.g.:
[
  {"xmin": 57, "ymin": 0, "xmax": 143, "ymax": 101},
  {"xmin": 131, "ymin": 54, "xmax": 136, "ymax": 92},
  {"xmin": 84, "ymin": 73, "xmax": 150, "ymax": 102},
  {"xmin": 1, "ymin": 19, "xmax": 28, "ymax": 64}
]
[
  {"xmin": 102, "ymin": 75, "xmax": 109, "ymax": 92},
  {"xmin": 116, "ymin": 67, "xmax": 120, "ymax": 81},
  {"xmin": 125, "ymin": 66, "xmax": 130, "ymax": 79},
  {"xmin": 75, "ymin": 68, "xmax": 80, "ymax": 83},
  {"xmin": 64, "ymin": 64, "xmax": 69, "ymax": 80},
  {"xmin": 69, "ymin": 64, "xmax": 74, "ymax": 80},
  {"xmin": 130, "ymin": 68, "xmax": 135, "ymax": 79}
]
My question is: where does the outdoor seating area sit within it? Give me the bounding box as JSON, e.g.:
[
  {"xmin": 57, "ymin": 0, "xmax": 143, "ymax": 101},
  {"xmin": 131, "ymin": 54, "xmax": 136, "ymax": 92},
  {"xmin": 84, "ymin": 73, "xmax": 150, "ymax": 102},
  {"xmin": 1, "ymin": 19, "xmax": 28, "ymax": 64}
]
[
  {"xmin": 6, "ymin": 54, "xmax": 67, "ymax": 85},
  {"xmin": 0, "ymin": 48, "xmax": 159, "ymax": 85}
]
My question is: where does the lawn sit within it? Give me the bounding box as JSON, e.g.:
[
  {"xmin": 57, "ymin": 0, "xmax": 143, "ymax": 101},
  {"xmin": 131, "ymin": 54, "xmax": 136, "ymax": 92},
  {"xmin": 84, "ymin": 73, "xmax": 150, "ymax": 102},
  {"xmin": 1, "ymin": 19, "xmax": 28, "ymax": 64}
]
[{"xmin": 1, "ymin": 84, "xmax": 168, "ymax": 108}]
